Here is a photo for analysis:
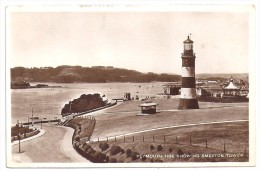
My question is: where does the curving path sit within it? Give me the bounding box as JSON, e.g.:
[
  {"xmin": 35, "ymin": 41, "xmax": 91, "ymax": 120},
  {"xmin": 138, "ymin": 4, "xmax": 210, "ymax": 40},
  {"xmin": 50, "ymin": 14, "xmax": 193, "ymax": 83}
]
[
  {"xmin": 11, "ymin": 124, "xmax": 89, "ymax": 163},
  {"xmin": 11, "ymin": 101, "xmax": 122, "ymax": 164}
]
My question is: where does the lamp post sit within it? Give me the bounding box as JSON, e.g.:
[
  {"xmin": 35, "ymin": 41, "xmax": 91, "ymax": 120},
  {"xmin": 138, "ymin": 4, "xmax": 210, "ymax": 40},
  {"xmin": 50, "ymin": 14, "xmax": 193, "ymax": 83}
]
[
  {"xmin": 18, "ymin": 121, "xmax": 21, "ymax": 153},
  {"xmin": 41, "ymin": 118, "xmax": 42, "ymax": 129},
  {"xmin": 18, "ymin": 133, "xmax": 21, "ymax": 153},
  {"xmin": 27, "ymin": 116, "xmax": 30, "ymax": 127},
  {"xmin": 17, "ymin": 120, "xmax": 21, "ymax": 153}
]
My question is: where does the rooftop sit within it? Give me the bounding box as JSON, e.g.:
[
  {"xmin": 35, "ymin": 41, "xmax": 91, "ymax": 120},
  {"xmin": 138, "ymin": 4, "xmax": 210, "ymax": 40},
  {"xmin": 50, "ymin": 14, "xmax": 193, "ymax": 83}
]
[
  {"xmin": 224, "ymin": 80, "xmax": 240, "ymax": 90},
  {"xmin": 139, "ymin": 103, "xmax": 158, "ymax": 107},
  {"xmin": 183, "ymin": 36, "xmax": 194, "ymax": 43}
]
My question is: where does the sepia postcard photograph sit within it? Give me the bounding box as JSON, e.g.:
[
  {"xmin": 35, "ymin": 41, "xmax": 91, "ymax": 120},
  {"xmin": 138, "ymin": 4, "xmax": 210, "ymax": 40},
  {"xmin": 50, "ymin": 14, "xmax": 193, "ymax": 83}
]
[{"xmin": 1, "ymin": 1, "xmax": 259, "ymax": 169}]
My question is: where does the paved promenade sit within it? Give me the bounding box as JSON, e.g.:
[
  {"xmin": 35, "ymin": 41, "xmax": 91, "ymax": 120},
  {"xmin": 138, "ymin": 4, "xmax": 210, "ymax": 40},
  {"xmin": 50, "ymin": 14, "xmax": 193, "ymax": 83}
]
[{"xmin": 11, "ymin": 124, "xmax": 89, "ymax": 163}]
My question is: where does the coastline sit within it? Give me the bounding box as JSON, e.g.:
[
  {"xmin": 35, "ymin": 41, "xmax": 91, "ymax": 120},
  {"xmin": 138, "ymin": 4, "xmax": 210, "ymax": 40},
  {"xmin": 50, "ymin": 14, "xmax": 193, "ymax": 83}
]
[{"xmin": 10, "ymin": 101, "xmax": 121, "ymax": 164}]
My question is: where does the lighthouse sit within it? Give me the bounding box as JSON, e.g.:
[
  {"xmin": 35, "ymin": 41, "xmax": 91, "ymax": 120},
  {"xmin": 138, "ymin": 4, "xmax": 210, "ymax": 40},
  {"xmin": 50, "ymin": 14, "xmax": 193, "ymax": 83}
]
[{"xmin": 178, "ymin": 35, "xmax": 199, "ymax": 110}]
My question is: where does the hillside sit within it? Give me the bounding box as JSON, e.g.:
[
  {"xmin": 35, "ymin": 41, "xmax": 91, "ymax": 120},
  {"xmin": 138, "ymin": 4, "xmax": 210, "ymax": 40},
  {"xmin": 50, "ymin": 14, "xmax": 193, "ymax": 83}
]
[
  {"xmin": 196, "ymin": 73, "xmax": 248, "ymax": 80},
  {"xmin": 11, "ymin": 66, "xmax": 181, "ymax": 83}
]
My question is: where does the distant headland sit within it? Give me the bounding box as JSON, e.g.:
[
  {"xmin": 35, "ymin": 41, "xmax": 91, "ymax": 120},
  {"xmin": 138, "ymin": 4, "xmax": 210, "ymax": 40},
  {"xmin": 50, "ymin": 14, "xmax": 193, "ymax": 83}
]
[
  {"xmin": 11, "ymin": 65, "xmax": 248, "ymax": 83},
  {"xmin": 11, "ymin": 81, "xmax": 62, "ymax": 89}
]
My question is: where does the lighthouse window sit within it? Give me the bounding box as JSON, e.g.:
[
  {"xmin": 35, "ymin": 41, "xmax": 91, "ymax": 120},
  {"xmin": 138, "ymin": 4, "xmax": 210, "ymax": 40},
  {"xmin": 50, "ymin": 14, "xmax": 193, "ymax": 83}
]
[{"xmin": 184, "ymin": 44, "xmax": 192, "ymax": 50}]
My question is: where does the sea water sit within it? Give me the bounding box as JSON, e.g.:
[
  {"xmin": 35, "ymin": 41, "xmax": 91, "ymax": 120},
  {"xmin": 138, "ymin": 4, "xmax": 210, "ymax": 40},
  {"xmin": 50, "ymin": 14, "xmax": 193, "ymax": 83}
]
[{"xmin": 11, "ymin": 82, "xmax": 166, "ymax": 125}]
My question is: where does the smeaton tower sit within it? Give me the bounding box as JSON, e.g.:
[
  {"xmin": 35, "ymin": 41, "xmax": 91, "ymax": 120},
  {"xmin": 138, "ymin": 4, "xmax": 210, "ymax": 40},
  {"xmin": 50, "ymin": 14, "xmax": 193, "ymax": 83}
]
[{"xmin": 178, "ymin": 35, "xmax": 199, "ymax": 110}]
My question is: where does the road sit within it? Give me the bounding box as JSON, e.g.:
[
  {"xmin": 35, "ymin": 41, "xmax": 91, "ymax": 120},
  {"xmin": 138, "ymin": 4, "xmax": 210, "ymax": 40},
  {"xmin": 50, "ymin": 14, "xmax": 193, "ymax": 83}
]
[{"xmin": 11, "ymin": 124, "xmax": 89, "ymax": 163}]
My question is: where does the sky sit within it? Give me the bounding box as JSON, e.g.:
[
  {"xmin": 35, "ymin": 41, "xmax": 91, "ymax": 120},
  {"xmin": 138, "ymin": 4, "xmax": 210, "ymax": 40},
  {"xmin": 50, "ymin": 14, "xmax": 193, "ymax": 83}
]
[{"xmin": 8, "ymin": 12, "xmax": 249, "ymax": 74}]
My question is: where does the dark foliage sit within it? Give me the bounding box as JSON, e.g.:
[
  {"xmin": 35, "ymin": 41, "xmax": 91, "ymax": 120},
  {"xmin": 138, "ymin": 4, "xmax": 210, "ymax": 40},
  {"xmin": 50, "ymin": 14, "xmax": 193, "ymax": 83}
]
[
  {"xmin": 75, "ymin": 145, "xmax": 107, "ymax": 163},
  {"xmin": 178, "ymin": 149, "xmax": 184, "ymax": 155},
  {"xmin": 109, "ymin": 158, "xmax": 117, "ymax": 163},
  {"xmin": 105, "ymin": 156, "xmax": 109, "ymax": 163},
  {"xmin": 126, "ymin": 149, "xmax": 132, "ymax": 157},
  {"xmin": 83, "ymin": 143, "xmax": 92, "ymax": 152},
  {"xmin": 61, "ymin": 93, "xmax": 105, "ymax": 115},
  {"xmin": 120, "ymin": 148, "xmax": 125, "ymax": 154},
  {"xmin": 150, "ymin": 144, "xmax": 155, "ymax": 151},
  {"xmin": 11, "ymin": 124, "xmax": 34, "ymax": 137},
  {"xmin": 131, "ymin": 152, "xmax": 140, "ymax": 161},
  {"xmin": 11, "ymin": 66, "xmax": 181, "ymax": 83},
  {"xmin": 92, "ymin": 151, "xmax": 106, "ymax": 162},
  {"xmin": 99, "ymin": 142, "xmax": 109, "ymax": 151},
  {"xmin": 110, "ymin": 145, "xmax": 122, "ymax": 155},
  {"xmin": 157, "ymin": 145, "xmax": 163, "ymax": 151},
  {"xmin": 74, "ymin": 135, "xmax": 80, "ymax": 142},
  {"xmin": 141, "ymin": 155, "xmax": 147, "ymax": 161}
]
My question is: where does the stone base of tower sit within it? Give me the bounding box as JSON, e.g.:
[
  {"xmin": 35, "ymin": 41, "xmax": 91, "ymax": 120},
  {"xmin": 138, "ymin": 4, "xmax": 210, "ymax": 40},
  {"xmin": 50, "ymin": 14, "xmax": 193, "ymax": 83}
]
[{"xmin": 178, "ymin": 99, "xmax": 199, "ymax": 110}]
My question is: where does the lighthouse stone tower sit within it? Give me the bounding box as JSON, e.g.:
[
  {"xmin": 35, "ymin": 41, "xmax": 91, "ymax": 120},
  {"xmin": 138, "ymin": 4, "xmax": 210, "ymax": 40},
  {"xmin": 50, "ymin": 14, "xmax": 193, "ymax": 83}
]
[{"xmin": 178, "ymin": 36, "xmax": 199, "ymax": 110}]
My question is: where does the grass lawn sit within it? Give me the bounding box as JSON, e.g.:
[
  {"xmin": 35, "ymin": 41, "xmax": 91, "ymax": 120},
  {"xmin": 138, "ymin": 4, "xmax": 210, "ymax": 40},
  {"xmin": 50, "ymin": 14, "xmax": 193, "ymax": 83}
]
[
  {"xmin": 65, "ymin": 116, "xmax": 96, "ymax": 143},
  {"xmin": 91, "ymin": 99, "xmax": 248, "ymax": 139},
  {"xmin": 70, "ymin": 99, "xmax": 249, "ymax": 163},
  {"xmin": 90, "ymin": 121, "xmax": 249, "ymax": 162}
]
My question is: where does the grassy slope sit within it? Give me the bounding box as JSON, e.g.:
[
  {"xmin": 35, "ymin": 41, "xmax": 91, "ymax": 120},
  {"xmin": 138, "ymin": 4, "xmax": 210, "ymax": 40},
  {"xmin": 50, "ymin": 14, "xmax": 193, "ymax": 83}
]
[
  {"xmin": 91, "ymin": 99, "xmax": 248, "ymax": 139},
  {"xmin": 65, "ymin": 117, "xmax": 96, "ymax": 142},
  {"xmin": 90, "ymin": 122, "xmax": 249, "ymax": 162}
]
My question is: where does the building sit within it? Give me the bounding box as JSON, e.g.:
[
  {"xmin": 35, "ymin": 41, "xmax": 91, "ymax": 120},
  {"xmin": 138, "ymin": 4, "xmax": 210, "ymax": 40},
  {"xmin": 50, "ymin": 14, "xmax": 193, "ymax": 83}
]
[
  {"xmin": 223, "ymin": 79, "xmax": 240, "ymax": 97},
  {"xmin": 178, "ymin": 36, "xmax": 199, "ymax": 109},
  {"xmin": 124, "ymin": 93, "xmax": 131, "ymax": 101},
  {"xmin": 163, "ymin": 82, "xmax": 181, "ymax": 95},
  {"xmin": 139, "ymin": 102, "xmax": 158, "ymax": 114},
  {"xmin": 197, "ymin": 78, "xmax": 249, "ymax": 98},
  {"xmin": 198, "ymin": 86, "xmax": 223, "ymax": 97}
]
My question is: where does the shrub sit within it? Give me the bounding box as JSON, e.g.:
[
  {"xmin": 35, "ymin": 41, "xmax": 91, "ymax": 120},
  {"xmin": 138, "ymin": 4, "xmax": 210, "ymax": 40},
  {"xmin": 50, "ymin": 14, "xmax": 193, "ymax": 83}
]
[
  {"xmin": 177, "ymin": 149, "xmax": 184, "ymax": 155},
  {"xmin": 82, "ymin": 143, "xmax": 87, "ymax": 148},
  {"xmin": 150, "ymin": 145, "xmax": 155, "ymax": 151},
  {"xmin": 83, "ymin": 144, "xmax": 92, "ymax": 152},
  {"xmin": 74, "ymin": 135, "xmax": 80, "ymax": 142},
  {"xmin": 109, "ymin": 158, "xmax": 117, "ymax": 163},
  {"xmin": 74, "ymin": 141, "xmax": 80, "ymax": 147},
  {"xmin": 93, "ymin": 151, "xmax": 106, "ymax": 163},
  {"xmin": 99, "ymin": 142, "xmax": 109, "ymax": 151},
  {"xmin": 131, "ymin": 152, "xmax": 139, "ymax": 161},
  {"xmin": 126, "ymin": 149, "xmax": 132, "ymax": 157},
  {"xmin": 86, "ymin": 147, "xmax": 95, "ymax": 156},
  {"xmin": 169, "ymin": 148, "xmax": 173, "ymax": 153},
  {"xmin": 157, "ymin": 145, "xmax": 163, "ymax": 151},
  {"xmin": 110, "ymin": 145, "xmax": 122, "ymax": 155},
  {"xmin": 105, "ymin": 156, "xmax": 109, "ymax": 163},
  {"xmin": 141, "ymin": 156, "xmax": 147, "ymax": 161}
]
